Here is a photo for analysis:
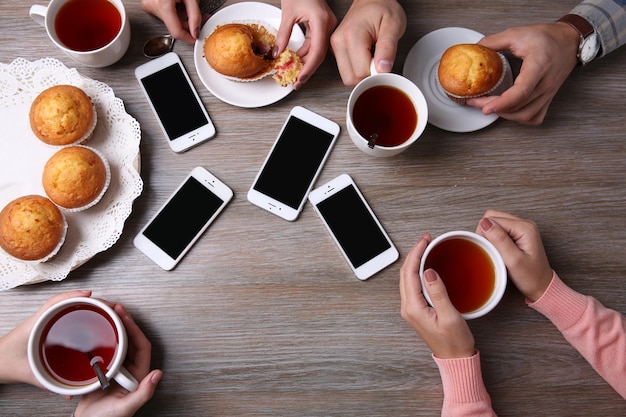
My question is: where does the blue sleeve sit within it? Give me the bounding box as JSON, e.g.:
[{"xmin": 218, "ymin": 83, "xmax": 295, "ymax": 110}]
[{"xmin": 571, "ymin": 0, "xmax": 626, "ymax": 56}]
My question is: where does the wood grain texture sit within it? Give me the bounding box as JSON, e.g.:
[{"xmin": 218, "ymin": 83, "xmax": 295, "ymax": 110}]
[{"xmin": 1, "ymin": 0, "xmax": 625, "ymax": 415}]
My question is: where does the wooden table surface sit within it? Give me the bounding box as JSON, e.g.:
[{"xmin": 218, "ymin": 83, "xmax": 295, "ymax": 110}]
[{"xmin": 1, "ymin": 0, "xmax": 625, "ymax": 415}]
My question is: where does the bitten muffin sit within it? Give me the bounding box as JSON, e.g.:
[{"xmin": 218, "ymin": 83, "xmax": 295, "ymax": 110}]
[
  {"xmin": 0, "ymin": 195, "xmax": 66, "ymax": 262},
  {"xmin": 29, "ymin": 85, "xmax": 96, "ymax": 146},
  {"xmin": 203, "ymin": 23, "xmax": 275, "ymax": 80},
  {"xmin": 437, "ymin": 44, "xmax": 505, "ymax": 104},
  {"xmin": 42, "ymin": 145, "xmax": 110, "ymax": 211}
]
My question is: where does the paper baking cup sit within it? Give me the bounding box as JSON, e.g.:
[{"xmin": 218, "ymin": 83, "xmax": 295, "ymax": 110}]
[
  {"xmin": 50, "ymin": 145, "xmax": 111, "ymax": 213},
  {"xmin": 439, "ymin": 52, "xmax": 508, "ymax": 103}
]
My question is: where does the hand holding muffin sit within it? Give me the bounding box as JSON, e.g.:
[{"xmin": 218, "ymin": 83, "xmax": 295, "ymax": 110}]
[
  {"xmin": 203, "ymin": 22, "xmax": 304, "ymax": 87},
  {"xmin": 466, "ymin": 23, "xmax": 581, "ymax": 125}
]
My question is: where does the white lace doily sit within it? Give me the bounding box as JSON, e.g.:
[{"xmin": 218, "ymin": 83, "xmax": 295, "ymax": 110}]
[{"xmin": 0, "ymin": 57, "xmax": 143, "ymax": 290}]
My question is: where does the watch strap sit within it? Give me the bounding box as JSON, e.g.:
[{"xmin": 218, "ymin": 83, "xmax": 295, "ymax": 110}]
[{"xmin": 557, "ymin": 14, "xmax": 594, "ymax": 38}]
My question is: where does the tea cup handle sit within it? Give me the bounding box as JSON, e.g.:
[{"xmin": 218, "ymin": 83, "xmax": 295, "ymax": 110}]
[
  {"xmin": 29, "ymin": 5, "xmax": 48, "ymax": 27},
  {"xmin": 113, "ymin": 366, "xmax": 139, "ymax": 392}
]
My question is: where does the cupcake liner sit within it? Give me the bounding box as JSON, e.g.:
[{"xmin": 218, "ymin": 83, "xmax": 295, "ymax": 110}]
[
  {"xmin": 43, "ymin": 145, "xmax": 111, "ymax": 213},
  {"xmin": 439, "ymin": 52, "xmax": 509, "ymax": 104},
  {"xmin": 60, "ymin": 145, "xmax": 111, "ymax": 213}
]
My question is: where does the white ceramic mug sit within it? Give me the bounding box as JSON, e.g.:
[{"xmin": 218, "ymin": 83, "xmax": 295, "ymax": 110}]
[
  {"xmin": 346, "ymin": 72, "xmax": 428, "ymax": 157},
  {"xmin": 29, "ymin": 0, "xmax": 130, "ymax": 68},
  {"xmin": 28, "ymin": 297, "xmax": 138, "ymax": 396},
  {"xmin": 419, "ymin": 231, "xmax": 507, "ymax": 320}
]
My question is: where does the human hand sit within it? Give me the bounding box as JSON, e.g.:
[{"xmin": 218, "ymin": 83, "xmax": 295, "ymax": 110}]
[
  {"xmin": 467, "ymin": 22, "xmax": 580, "ymax": 125},
  {"xmin": 0, "ymin": 290, "xmax": 92, "ymax": 387},
  {"xmin": 330, "ymin": 0, "xmax": 406, "ymax": 86},
  {"xmin": 141, "ymin": 0, "xmax": 210, "ymax": 45},
  {"xmin": 74, "ymin": 303, "xmax": 162, "ymax": 417},
  {"xmin": 476, "ymin": 210, "xmax": 553, "ymax": 302},
  {"xmin": 400, "ymin": 233, "xmax": 475, "ymax": 359},
  {"xmin": 275, "ymin": 0, "xmax": 337, "ymax": 89}
]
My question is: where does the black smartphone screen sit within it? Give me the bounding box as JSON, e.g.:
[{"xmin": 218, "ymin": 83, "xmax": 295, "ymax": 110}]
[
  {"xmin": 253, "ymin": 117, "xmax": 335, "ymax": 209},
  {"xmin": 315, "ymin": 184, "xmax": 391, "ymax": 268},
  {"xmin": 140, "ymin": 63, "xmax": 208, "ymax": 140},
  {"xmin": 143, "ymin": 177, "xmax": 224, "ymax": 259}
]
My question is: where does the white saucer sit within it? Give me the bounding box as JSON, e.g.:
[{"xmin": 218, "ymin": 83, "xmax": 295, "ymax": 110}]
[
  {"xmin": 193, "ymin": 2, "xmax": 305, "ymax": 108},
  {"xmin": 402, "ymin": 27, "xmax": 513, "ymax": 133}
]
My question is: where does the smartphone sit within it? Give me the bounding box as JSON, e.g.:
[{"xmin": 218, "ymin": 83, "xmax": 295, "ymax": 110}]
[
  {"xmin": 247, "ymin": 106, "xmax": 340, "ymax": 221},
  {"xmin": 135, "ymin": 52, "xmax": 216, "ymax": 153},
  {"xmin": 133, "ymin": 167, "xmax": 233, "ymax": 270},
  {"xmin": 308, "ymin": 174, "xmax": 399, "ymax": 280}
]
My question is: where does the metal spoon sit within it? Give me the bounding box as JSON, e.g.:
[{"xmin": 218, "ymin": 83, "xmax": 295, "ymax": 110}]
[
  {"xmin": 142, "ymin": 0, "xmax": 228, "ymax": 58},
  {"xmin": 143, "ymin": 35, "xmax": 175, "ymax": 58}
]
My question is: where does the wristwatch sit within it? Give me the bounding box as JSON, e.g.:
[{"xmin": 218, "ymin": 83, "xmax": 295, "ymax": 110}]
[{"xmin": 557, "ymin": 14, "xmax": 600, "ymax": 66}]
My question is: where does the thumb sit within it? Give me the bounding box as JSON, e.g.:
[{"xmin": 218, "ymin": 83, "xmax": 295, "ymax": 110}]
[
  {"xmin": 372, "ymin": 39, "xmax": 396, "ymax": 73},
  {"xmin": 423, "ymin": 269, "xmax": 459, "ymax": 316},
  {"xmin": 274, "ymin": 18, "xmax": 295, "ymax": 57},
  {"xmin": 123, "ymin": 370, "xmax": 162, "ymax": 413}
]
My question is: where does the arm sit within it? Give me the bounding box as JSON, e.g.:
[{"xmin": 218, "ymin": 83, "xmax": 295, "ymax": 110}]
[
  {"xmin": 468, "ymin": 0, "xmax": 626, "ymax": 125},
  {"xmin": 400, "ymin": 234, "xmax": 496, "ymax": 417},
  {"xmin": 275, "ymin": 0, "xmax": 337, "ymax": 89},
  {"xmin": 330, "ymin": 0, "xmax": 406, "ymax": 85},
  {"xmin": 529, "ymin": 273, "xmax": 626, "ymax": 399},
  {"xmin": 478, "ymin": 210, "xmax": 626, "ymax": 399}
]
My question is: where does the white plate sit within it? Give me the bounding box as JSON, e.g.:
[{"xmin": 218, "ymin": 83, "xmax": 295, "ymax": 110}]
[
  {"xmin": 0, "ymin": 57, "xmax": 143, "ymax": 290},
  {"xmin": 402, "ymin": 27, "xmax": 513, "ymax": 133},
  {"xmin": 193, "ymin": 2, "xmax": 305, "ymax": 108}
]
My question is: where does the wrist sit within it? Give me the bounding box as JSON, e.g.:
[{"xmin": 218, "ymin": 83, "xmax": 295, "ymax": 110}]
[{"xmin": 554, "ymin": 21, "xmax": 582, "ymax": 64}]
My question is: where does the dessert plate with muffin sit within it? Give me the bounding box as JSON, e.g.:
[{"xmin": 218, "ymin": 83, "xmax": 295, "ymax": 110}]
[
  {"xmin": 0, "ymin": 57, "xmax": 143, "ymax": 290},
  {"xmin": 403, "ymin": 27, "xmax": 513, "ymax": 133},
  {"xmin": 193, "ymin": 2, "xmax": 305, "ymax": 108}
]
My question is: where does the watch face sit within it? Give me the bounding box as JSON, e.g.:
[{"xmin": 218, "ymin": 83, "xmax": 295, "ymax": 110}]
[{"xmin": 580, "ymin": 33, "xmax": 600, "ymax": 63}]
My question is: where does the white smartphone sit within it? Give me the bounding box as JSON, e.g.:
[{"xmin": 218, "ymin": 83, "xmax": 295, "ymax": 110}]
[
  {"xmin": 247, "ymin": 106, "xmax": 340, "ymax": 221},
  {"xmin": 308, "ymin": 174, "xmax": 399, "ymax": 280},
  {"xmin": 133, "ymin": 167, "xmax": 233, "ymax": 270},
  {"xmin": 135, "ymin": 52, "xmax": 216, "ymax": 153}
]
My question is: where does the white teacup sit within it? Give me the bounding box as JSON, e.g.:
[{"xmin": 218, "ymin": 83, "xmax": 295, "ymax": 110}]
[
  {"xmin": 419, "ymin": 231, "xmax": 507, "ymax": 320},
  {"xmin": 27, "ymin": 297, "xmax": 138, "ymax": 396},
  {"xmin": 347, "ymin": 72, "xmax": 428, "ymax": 157},
  {"xmin": 29, "ymin": 0, "xmax": 130, "ymax": 68}
]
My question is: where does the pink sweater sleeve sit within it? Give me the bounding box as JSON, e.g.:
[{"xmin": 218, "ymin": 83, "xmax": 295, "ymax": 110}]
[
  {"xmin": 529, "ymin": 272, "xmax": 626, "ymax": 399},
  {"xmin": 433, "ymin": 351, "xmax": 497, "ymax": 417}
]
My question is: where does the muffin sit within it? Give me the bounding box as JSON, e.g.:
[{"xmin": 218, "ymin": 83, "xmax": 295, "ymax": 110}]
[
  {"xmin": 437, "ymin": 44, "xmax": 505, "ymax": 104},
  {"xmin": 29, "ymin": 84, "xmax": 97, "ymax": 146},
  {"xmin": 272, "ymin": 50, "xmax": 303, "ymax": 87},
  {"xmin": 0, "ymin": 195, "xmax": 67, "ymax": 262},
  {"xmin": 203, "ymin": 23, "xmax": 275, "ymax": 80},
  {"xmin": 42, "ymin": 145, "xmax": 110, "ymax": 211}
]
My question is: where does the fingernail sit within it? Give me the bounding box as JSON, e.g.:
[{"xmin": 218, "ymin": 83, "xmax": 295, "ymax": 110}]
[
  {"xmin": 424, "ymin": 269, "xmax": 438, "ymax": 283},
  {"xmin": 480, "ymin": 217, "xmax": 493, "ymax": 231},
  {"xmin": 378, "ymin": 59, "xmax": 393, "ymax": 72},
  {"xmin": 151, "ymin": 370, "xmax": 163, "ymax": 384},
  {"xmin": 272, "ymin": 45, "xmax": 280, "ymax": 58},
  {"xmin": 195, "ymin": 28, "xmax": 200, "ymax": 39}
]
